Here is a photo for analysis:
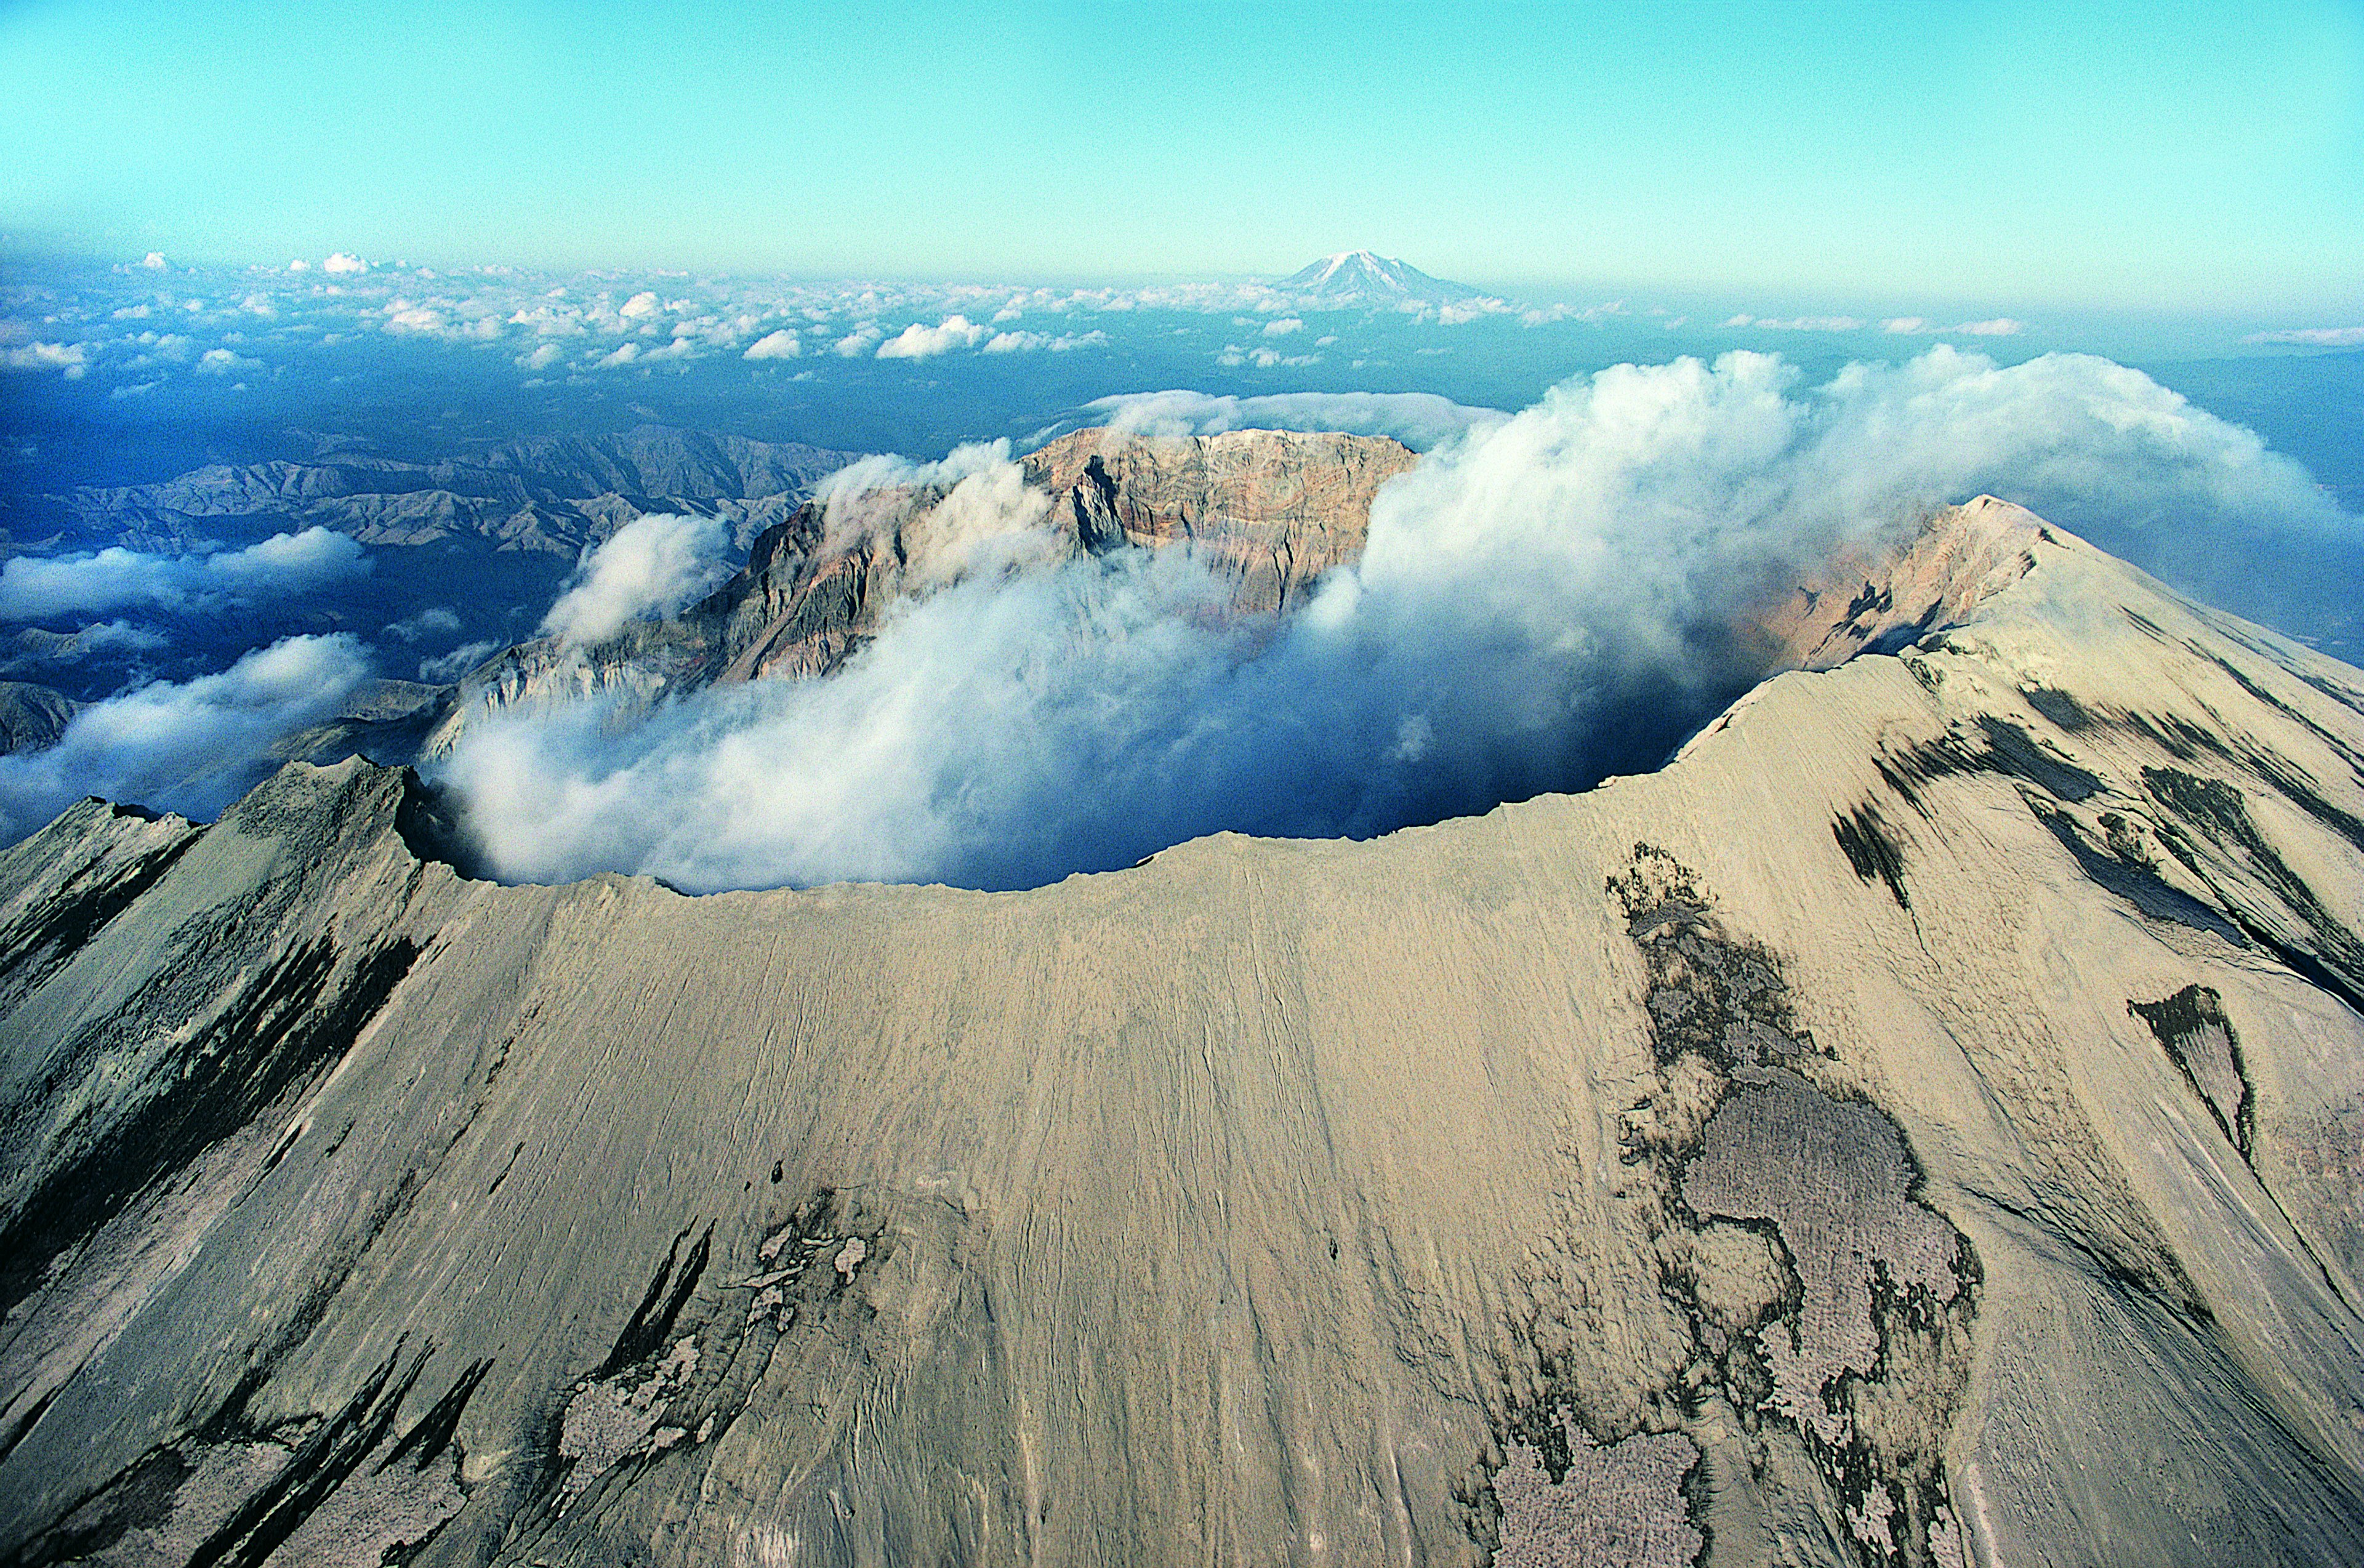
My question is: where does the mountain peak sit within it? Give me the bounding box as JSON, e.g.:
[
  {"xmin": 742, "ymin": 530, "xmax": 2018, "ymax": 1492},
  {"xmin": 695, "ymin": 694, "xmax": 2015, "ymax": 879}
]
[{"xmin": 1277, "ymin": 251, "xmax": 1484, "ymax": 305}]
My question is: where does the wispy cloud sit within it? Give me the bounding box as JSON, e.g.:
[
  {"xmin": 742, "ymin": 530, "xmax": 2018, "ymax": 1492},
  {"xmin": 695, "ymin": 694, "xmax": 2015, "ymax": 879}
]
[
  {"xmin": 1722, "ymin": 314, "xmax": 1865, "ymax": 332},
  {"xmin": 419, "ymin": 640, "xmax": 500, "ymax": 683},
  {"xmin": 1076, "ymin": 390, "xmax": 1508, "ymax": 450},
  {"xmin": 1883, "ymin": 316, "xmax": 2023, "ymax": 337},
  {"xmin": 2243, "ymin": 326, "xmax": 2364, "ymax": 347}
]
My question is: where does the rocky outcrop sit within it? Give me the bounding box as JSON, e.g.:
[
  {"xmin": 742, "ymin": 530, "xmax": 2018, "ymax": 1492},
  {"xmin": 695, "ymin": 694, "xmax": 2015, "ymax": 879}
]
[
  {"xmin": 417, "ymin": 427, "xmax": 1423, "ymax": 754},
  {"xmin": 1026, "ymin": 426, "xmax": 1421, "ymax": 612},
  {"xmin": 5, "ymin": 514, "xmax": 2363, "ymax": 1564},
  {"xmin": 706, "ymin": 426, "xmax": 1421, "ymax": 680},
  {"xmin": 0, "ymin": 681, "xmax": 78, "ymax": 755}
]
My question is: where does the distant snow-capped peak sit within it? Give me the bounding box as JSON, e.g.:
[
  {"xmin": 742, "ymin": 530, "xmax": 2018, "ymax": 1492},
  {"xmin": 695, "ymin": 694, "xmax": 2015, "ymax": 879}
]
[{"xmin": 1277, "ymin": 251, "xmax": 1484, "ymax": 305}]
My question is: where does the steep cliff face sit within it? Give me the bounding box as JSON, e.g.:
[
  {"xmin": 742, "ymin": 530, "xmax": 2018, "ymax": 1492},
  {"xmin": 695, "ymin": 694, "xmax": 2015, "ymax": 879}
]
[
  {"xmin": 1026, "ymin": 426, "xmax": 1423, "ymax": 613},
  {"xmin": 419, "ymin": 428, "xmax": 1425, "ymax": 755},
  {"xmin": 4, "ymin": 510, "xmax": 2363, "ymax": 1566}
]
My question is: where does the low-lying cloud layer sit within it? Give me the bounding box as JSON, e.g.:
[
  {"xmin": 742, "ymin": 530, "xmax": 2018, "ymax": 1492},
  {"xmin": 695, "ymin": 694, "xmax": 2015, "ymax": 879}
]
[
  {"xmin": 1076, "ymin": 390, "xmax": 1509, "ymax": 450},
  {"xmin": 0, "ymin": 633, "xmax": 371, "ymax": 841},
  {"xmin": 437, "ymin": 347, "xmax": 2353, "ymax": 894},
  {"xmin": 0, "ymin": 528, "xmax": 369, "ymax": 622}
]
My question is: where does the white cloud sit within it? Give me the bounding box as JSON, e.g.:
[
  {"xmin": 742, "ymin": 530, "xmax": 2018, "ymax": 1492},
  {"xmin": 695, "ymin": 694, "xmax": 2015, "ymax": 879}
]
[
  {"xmin": 141, "ymin": 252, "xmax": 167, "ymax": 270},
  {"xmin": 323, "ymin": 252, "xmax": 369, "ymax": 275},
  {"xmin": 1884, "ymin": 316, "xmax": 2024, "ymax": 337},
  {"xmin": 1216, "ymin": 345, "xmax": 1320, "ymax": 369},
  {"xmin": 1261, "ymin": 317, "xmax": 1305, "ymax": 337},
  {"xmin": 2, "ymin": 342, "xmax": 87, "ymax": 377},
  {"xmin": 541, "ymin": 513, "xmax": 732, "ymax": 646},
  {"xmin": 438, "ymin": 347, "xmax": 2354, "ymax": 895},
  {"xmin": 196, "ymin": 347, "xmax": 262, "ymax": 375},
  {"xmin": 876, "ymin": 315, "xmax": 989, "ymax": 359},
  {"xmin": 385, "ymin": 303, "xmax": 449, "ymax": 334},
  {"xmin": 596, "ymin": 341, "xmax": 641, "ymax": 368},
  {"xmin": 982, "ymin": 328, "xmax": 1108, "ymax": 354},
  {"xmin": 1079, "ymin": 390, "xmax": 1510, "ymax": 451},
  {"xmin": 1521, "ymin": 301, "xmax": 1626, "ymax": 326},
  {"xmin": 0, "ymin": 528, "xmax": 369, "ymax": 621},
  {"xmin": 0, "ymin": 634, "xmax": 372, "ymax": 840},
  {"xmin": 743, "ymin": 329, "xmax": 802, "ymax": 360},
  {"xmin": 1436, "ymin": 299, "xmax": 1509, "ymax": 325},
  {"xmin": 287, "ymin": 258, "xmax": 311, "ymax": 272},
  {"xmin": 384, "ymin": 606, "xmax": 463, "ymax": 644},
  {"xmin": 834, "ymin": 326, "xmax": 882, "ymax": 358},
  {"xmin": 1723, "ymin": 314, "xmax": 1865, "ymax": 332},
  {"xmin": 509, "ymin": 302, "xmax": 586, "ymax": 336},
  {"xmin": 518, "ymin": 342, "xmax": 564, "ymax": 370},
  {"xmin": 420, "ymin": 639, "xmax": 500, "ymax": 683},
  {"xmin": 619, "ymin": 290, "xmax": 662, "ymax": 319},
  {"xmin": 2243, "ymin": 326, "xmax": 2364, "ymax": 347}
]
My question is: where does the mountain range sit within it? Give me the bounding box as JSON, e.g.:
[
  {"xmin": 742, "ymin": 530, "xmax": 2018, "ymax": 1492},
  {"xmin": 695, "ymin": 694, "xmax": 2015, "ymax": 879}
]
[{"xmin": 9, "ymin": 426, "xmax": 862, "ymax": 561}]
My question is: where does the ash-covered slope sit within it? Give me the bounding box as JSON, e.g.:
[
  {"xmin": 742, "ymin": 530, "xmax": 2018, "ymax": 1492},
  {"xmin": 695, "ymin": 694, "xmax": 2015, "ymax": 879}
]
[{"xmin": 5, "ymin": 510, "xmax": 2364, "ymax": 1566}]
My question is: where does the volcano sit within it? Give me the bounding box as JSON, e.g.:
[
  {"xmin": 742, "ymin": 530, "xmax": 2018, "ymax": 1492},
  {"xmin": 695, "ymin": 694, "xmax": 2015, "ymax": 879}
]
[{"xmin": 3, "ymin": 489, "xmax": 2363, "ymax": 1566}]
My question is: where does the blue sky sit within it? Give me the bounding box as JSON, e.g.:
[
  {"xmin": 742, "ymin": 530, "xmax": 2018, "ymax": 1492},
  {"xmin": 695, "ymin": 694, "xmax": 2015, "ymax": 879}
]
[{"xmin": 2, "ymin": 1, "xmax": 2360, "ymax": 312}]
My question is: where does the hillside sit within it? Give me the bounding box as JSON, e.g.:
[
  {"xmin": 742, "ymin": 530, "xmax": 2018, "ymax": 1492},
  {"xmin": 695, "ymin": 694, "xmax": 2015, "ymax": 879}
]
[{"xmin": 3, "ymin": 502, "xmax": 2362, "ymax": 1564}]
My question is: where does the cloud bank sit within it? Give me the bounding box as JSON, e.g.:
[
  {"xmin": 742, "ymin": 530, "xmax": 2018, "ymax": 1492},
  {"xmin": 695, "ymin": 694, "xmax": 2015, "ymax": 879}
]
[
  {"xmin": 540, "ymin": 513, "xmax": 733, "ymax": 646},
  {"xmin": 0, "ymin": 634, "xmax": 372, "ymax": 841},
  {"xmin": 0, "ymin": 528, "xmax": 369, "ymax": 622},
  {"xmin": 2244, "ymin": 326, "xmax": 2364, "ymax": 347},
  {"xmin": 435, "ymin": 347, "xmax": 2352, "ymax": 895},
  {"xmin": 1079, "ymin": 390, "xmax": 1510, "ymax": 450}
]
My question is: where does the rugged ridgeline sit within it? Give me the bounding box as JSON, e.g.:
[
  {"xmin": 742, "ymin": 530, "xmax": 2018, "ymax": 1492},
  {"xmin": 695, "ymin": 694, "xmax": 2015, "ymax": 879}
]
[
  {"xmin": 0, "ymin": 683, "xmax": 79, "ymax": 755},
  {"xmin": 4, "ymin": 504, "xmax": 2364, "ymax": 1566},
  {"xmin": 413, "ymin": 430, "xmax": 2022, "ymax": 763},
  {"xmin": 414, "ymin": 427, "xmax": 1426, "ymax": 756},
  {"xmin": 12, "ymin": 427, "xmax": 861, "ymax": 560}
]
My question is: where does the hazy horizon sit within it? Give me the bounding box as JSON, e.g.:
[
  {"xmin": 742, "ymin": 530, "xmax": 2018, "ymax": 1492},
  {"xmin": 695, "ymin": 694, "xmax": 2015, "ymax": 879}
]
[{"xmin": 6, "ymin": 1, "xmax": 2360, "ymax": 314}]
